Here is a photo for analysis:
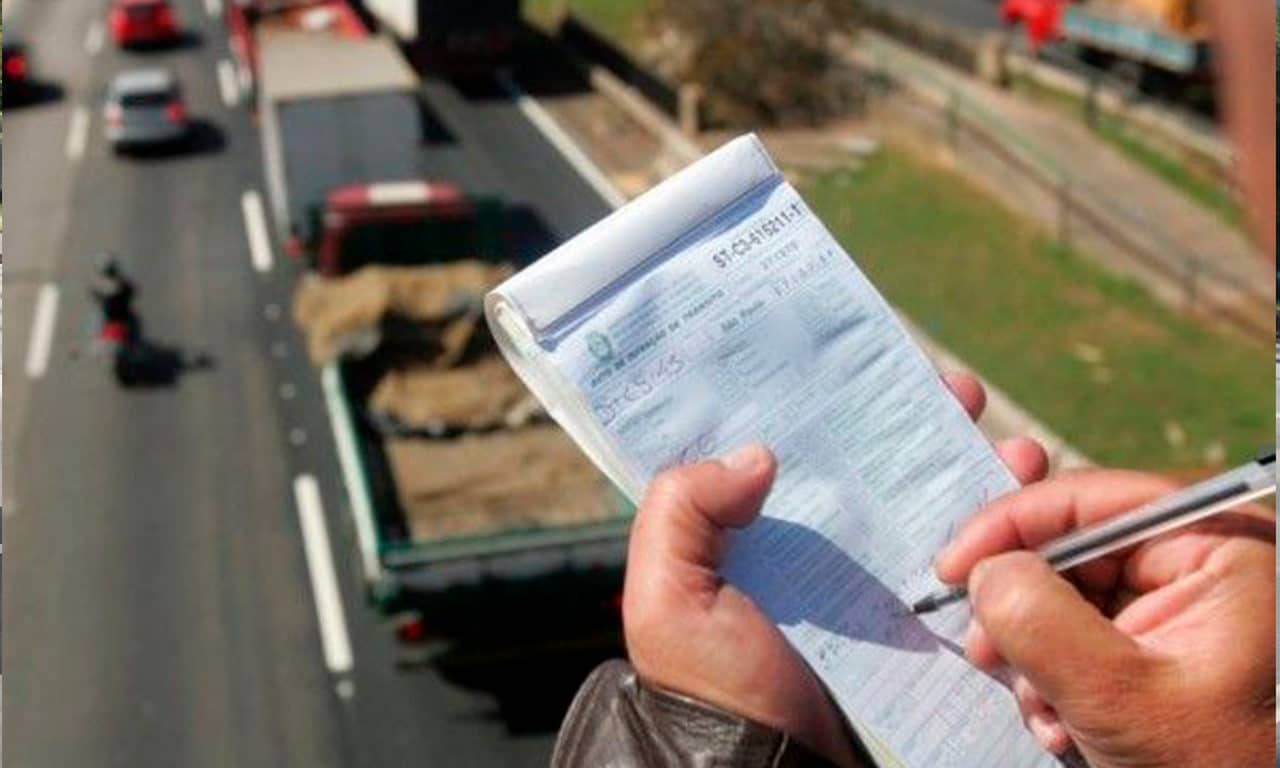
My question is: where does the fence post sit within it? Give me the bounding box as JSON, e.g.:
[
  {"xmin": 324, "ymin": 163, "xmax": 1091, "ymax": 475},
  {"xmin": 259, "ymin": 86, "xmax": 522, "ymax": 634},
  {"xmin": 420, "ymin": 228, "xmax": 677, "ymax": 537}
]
[
  {"xmin": 1084, "ymin": 72, "xmax": 1100, "ymax": 129},
  {"xmin": 1057, "ymin": 178, "xmax": 1072, "ymax": 247},
  {"xmin": 946, "ymin": 90, "xmax": 960, "ymax": 148},
  {"xmin": 678, "ymin": 83, "xmax": 703, "ymax": 138},
  {"xmin": 1183, "ymin": 257, "xmax": 1200, "ymax": 312}
]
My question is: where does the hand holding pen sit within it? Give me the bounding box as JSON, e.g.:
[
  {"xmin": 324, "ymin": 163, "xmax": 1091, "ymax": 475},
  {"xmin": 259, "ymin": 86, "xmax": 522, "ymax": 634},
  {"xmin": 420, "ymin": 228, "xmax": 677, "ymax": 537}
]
[{"xmin": 927, "ymin": 462, "xmax": 1276, "ymax": 765}]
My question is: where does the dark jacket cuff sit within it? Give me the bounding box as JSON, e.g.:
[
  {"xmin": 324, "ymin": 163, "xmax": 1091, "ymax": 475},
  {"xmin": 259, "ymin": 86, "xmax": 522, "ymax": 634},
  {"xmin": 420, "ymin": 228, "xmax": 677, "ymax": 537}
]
[{"xmin": 553, "ymin": 659, "xmax": 845, "ymax": 768}]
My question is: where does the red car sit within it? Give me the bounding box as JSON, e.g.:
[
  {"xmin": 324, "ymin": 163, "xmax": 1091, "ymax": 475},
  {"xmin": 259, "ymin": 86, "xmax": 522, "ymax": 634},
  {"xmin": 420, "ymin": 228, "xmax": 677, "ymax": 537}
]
[{"xmin": 109, "ymin": 0, "xmax": 180, "ymax": 48}]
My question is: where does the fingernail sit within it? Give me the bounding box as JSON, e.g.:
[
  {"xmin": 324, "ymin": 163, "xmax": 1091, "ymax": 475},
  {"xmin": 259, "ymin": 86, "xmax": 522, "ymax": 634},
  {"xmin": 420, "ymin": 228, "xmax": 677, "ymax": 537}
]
[
  {"xmin": 721, "ymin": 443, "xmax": 766, "ymax": 472},
  {"xmin": 963, "ymin": 620, "xmax": 981, "ymax": 652},
  {"xmin": 934, "ymin": 541, "xmax": 955, "ymax": 569}
]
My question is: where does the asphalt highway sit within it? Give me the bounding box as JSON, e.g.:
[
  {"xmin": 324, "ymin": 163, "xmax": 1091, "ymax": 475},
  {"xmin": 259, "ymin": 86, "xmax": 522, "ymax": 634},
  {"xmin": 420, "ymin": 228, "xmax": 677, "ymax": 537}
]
[{"xmin": 2, "ymin": 0, "xmax": 613, "ymax": 764}]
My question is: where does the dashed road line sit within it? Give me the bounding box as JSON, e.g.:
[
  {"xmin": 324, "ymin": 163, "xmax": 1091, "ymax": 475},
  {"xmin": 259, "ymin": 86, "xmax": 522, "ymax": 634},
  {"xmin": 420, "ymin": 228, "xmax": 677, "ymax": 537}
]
[
  {"xmin": 84, "ymin": 21, "xmax": 105, "ymax": 56},
  {"xmin": 496, "ymin": 70, "xmax": 628, "ymax": 210},
  {"xmin": 240, "ymin": 190, "xmax": 274, "ymax": 273},
  {"xmin": 216, "ymin": 58, "xmax": 239, "ymax": 108},
  {"xmin": 65, "ymin": 106, "xmax": 91, "ymax": 162},
  {"xmin": 293, "ymin": 474, "xmax": 355, "ymax": 675},
  {"xmin": 25, "ymin": 284, "xmax": 61, "ymax": 379},
  {"xmin": 205, "ymin": 0, "xmax": 223, "ymax": 18}
]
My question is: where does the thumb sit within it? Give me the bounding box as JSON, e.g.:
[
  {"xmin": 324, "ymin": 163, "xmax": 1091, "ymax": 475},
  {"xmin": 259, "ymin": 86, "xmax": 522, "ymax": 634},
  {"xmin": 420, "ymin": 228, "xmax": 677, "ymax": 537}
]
[
  {"xmin": 970, "ymin": 552, "xmax": 1147, "ymax": 720},
  {"xmin": 629, "ymin": 443, "xmax": 776, "ymax": 572}
]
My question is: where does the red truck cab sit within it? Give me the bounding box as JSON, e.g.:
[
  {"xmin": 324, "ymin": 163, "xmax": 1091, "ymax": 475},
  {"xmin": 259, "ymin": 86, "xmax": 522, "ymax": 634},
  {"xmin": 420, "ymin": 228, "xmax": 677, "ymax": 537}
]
[
  {"xmin": 227, "ymin": 0, "xmax": 369, "ymax": 96},
  {"xmin": 307, "ymin": 181, "xmax": 503, "ymax": 276},
  {"xmin": 1001, "ymin": 0, "xmax": 1067, "ymax": 52}
]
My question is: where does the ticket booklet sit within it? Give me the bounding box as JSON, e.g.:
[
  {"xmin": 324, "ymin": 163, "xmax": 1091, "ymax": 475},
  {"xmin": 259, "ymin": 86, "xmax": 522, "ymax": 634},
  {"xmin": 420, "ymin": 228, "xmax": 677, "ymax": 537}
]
[{"xmin": 485, "ymin": 134, "xmax": 1069, "ymax": 767}]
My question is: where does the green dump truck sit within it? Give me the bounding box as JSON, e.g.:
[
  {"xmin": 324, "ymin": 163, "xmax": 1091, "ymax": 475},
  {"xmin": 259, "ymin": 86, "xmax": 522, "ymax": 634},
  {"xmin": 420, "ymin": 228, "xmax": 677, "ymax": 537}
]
[{"xmin": 299, "ymin": 263, "xmax": 633, "ymax": 671}]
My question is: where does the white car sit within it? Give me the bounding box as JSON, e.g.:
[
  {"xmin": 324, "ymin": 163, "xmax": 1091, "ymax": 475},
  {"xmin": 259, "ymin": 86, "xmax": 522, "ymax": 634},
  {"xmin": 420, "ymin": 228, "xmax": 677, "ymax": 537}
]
[{"xmin": 104, "ymin": 69, "xmax": 189, "ymax": 151}]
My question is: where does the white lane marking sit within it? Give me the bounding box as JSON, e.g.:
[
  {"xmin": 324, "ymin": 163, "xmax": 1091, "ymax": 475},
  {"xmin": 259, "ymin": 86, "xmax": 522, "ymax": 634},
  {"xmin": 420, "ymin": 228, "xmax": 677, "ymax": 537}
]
[
  {"xmin": 293, "ymin": 475, "xmax": 355, "ymax": 674},
  {"xmin": 496, "ymin": 70, "xmax": 628, "ymax": 209},
  {"xmin": 216, "ymin": 58, "xmax": 239, "ymax": 107},
  {"xmin": 240, "ymin": 190, "xmax": 274, "ymax": 273},
  {"xmin": 322, "ymin": 364, "xmax": 383, "ymax": 584},
  {"xmin": 65, "ymin": 106, "xmax": 90, "ymax": 162},
  {"xmin": 205, "ymin": 0, "xmax": 223, "ymax": 17},
  {"xmin": 84, "ymin": 21, "xmax": 105, "ymax": 55},
  {"xmin": 25, "ymin": 285, "xmax": 61, "ymax": 379}
]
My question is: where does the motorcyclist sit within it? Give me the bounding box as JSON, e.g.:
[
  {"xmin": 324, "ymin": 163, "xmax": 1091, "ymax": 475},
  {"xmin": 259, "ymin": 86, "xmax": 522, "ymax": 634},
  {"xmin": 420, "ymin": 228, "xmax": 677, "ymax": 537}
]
[{"xmin": 89, "ymin": 252, "xmax": 139, "ymax": 342}]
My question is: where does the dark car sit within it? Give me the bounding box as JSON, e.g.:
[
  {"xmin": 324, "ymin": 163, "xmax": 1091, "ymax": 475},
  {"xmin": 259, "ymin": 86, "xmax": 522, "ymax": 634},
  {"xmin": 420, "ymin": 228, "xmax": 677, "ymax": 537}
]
[{"xmin": 3, "ymin": 39, "xmax": 33, "ymax": 103}]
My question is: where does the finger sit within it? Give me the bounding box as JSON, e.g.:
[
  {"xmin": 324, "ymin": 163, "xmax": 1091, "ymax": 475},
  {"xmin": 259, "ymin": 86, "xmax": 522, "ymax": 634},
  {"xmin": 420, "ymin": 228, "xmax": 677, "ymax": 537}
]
[
  {"xmin": 943, "ymin": 372, "xmax": 986, "ymax": 421},
  {"xmin": 1027, "ymin": 711, "xmax": 1073, "ymax": 755},
  {"xmin": 1013, "ymin": 675, "xmax": 1072, "ymax": 755},
  {"xmin": 1013, "ymin": 675, "xmax": 1053, "ymax": 724},
  {"xmin": 995, "ymin": 437, "xmax": 1049, "ymax": 486},
  {"xmin": 1122, "ymin": 510, "xmax": 1276, "ymax": 593},
  {"xmin": 964, "ymin": 619, "xmax": 1001, "ymax": 670},
  {"xmin": 969, "ymin": 551, "xmax": 1147, "ymax": 718},
  {"xmin": 626, "ymin": 444, "xmax": 777, "ymax": 594},
  {"xmin": 937, "ymin": 470, "xmax": 1176, "ymax": 584}
]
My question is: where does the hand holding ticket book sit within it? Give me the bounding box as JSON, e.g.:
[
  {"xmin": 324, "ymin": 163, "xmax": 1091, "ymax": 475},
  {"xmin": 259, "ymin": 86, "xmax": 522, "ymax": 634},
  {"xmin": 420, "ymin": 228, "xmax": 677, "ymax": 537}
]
[{"xmin": 485, "ymin": 134, "xmax": 1073, "ymax": 767}]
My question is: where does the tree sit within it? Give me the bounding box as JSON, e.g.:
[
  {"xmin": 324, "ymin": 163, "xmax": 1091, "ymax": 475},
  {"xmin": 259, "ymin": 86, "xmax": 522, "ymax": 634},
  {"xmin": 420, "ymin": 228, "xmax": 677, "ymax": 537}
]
[{"xmin": 643, "ymin": 0, "xmax": 863, "ymax": 127}]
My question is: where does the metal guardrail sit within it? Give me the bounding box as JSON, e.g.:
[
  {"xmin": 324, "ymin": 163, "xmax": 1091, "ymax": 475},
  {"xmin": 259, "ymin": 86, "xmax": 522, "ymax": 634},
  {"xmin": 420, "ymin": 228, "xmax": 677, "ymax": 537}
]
[{"xmin": 861, "ymin": 35, "xmax": 1273, "ymax": 342}]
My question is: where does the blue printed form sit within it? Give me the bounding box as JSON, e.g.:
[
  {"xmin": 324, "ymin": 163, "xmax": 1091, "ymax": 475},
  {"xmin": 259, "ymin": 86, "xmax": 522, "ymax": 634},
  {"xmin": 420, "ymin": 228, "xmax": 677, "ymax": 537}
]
[{"xmin": 487, "ymin": 135, "xmax": 1066, "ymax": 767}]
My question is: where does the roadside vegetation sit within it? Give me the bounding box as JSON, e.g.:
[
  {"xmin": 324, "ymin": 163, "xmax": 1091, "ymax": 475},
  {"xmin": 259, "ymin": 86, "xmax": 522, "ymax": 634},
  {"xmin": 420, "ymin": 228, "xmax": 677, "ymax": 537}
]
[
  {"xmin": 524, "ymin": 0, "xmax": 649, "ymax": 46},
  {"xmin": 523, "ymin": 1, "xmax": 1267, "ymax": 471},
  {"xmin": 803, "ymin": 147, "xmax": 1269, "ymax": 471}
]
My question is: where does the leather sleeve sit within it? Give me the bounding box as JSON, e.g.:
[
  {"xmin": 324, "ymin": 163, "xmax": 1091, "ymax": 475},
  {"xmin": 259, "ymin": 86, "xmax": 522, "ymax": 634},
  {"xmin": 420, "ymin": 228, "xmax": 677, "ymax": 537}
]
[{"xmin": 552, "ymin": 660, "xmax": 846, "ymax": 768}]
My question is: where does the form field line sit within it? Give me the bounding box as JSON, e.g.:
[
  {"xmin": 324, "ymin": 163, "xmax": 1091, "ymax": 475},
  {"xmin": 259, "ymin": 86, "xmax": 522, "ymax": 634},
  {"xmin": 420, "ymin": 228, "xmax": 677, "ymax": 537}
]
[
  {"xmin": 65, "ymin": 107, "xmax": 90, "ymax": 162},
  {"xmin": 240, "ymin": 190, "xmax": 274, "ymax": 273},
  {"xmin": 293, "ymin": 475, "xmax": 355, "ymax": 675},
  {"xmin": 216, "ymin": 59, "xmax": 239, "ymax": 107},
  {"xmin": 25, "ymin": 285, "xmax": 60, "ymax": 379},
  {"xmin": 496, "ymin": 71, "xmax": 628, "ymax": 210}
]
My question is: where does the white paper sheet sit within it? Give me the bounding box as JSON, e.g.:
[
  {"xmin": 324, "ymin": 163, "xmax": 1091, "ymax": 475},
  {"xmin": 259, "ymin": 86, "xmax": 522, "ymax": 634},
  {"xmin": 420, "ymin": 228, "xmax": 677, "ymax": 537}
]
[{"xmin": 487, "ymin": 135, "xmax": 1066, "ymax": 767}]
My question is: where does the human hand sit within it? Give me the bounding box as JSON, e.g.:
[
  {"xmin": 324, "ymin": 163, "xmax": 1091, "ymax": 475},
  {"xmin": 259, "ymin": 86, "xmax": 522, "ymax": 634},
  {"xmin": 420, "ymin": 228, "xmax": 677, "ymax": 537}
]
[
  {"xmin": 936, "ymin": 469, "xmax": 1276, "ymax": 767},
  {"xmin": 623, "ymin": 374, "xmax": 1049, "ymax": 766}
]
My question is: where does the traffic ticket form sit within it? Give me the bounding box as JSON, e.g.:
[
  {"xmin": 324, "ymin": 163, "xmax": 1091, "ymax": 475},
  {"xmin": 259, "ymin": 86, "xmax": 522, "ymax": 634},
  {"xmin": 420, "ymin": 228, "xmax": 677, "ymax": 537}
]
[{"xmin": 487, "ymin": 135, "xmax": 1064, "ymax": 767}]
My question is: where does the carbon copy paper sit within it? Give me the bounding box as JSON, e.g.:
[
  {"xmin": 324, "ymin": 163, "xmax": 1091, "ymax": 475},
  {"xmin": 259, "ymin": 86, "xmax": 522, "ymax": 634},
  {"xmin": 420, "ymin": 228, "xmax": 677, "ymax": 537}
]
[{"xmin": 485, "ymin": 134, "xmax": 1067, "ymax": 767}]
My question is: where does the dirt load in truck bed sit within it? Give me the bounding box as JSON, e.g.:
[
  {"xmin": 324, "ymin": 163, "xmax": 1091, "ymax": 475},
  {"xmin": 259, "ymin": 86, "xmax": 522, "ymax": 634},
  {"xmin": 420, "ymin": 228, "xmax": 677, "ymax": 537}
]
[
  {"xmin": 294, "ymin": 262, "xmax": 514, "ymax": 366},
  {"xmin": 386, "ymin": 426, "xmax": 620, "ymax": 542},
  {"xmin": 295, "ymin": 262, "xmax": 622, "ymax": 543}
]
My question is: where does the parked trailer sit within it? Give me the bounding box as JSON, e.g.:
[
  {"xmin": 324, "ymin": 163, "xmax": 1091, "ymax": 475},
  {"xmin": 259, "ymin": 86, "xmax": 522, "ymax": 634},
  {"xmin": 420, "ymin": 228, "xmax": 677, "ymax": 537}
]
[
  {"xmin": 1002, "ymin": 0, "xmax": 1210, "ymax": 78},
  {"xmin": 359, "ymin": 0, "xmax": 522, "ymax": 71}
]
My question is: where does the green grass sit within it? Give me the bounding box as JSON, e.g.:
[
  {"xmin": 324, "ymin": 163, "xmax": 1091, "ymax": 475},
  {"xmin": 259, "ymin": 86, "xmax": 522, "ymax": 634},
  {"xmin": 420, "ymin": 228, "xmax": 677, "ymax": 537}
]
[
  {"xmin": 1011, "ymin": 76, "xmax": 1244, "ymax": 232},
  {"xmin": 524, "ymin": 0, "xmax": 650, "ymax": 48},
  {"xmin": 803, "ymin": 148, "xmax": 1270, "ymax": 471}
]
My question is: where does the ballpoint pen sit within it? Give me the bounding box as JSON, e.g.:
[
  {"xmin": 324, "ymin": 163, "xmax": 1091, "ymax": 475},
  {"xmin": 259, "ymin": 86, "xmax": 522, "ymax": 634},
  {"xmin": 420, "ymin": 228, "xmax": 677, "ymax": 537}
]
[{"xmin": 910, "ymin": 451, "xmax": 1276, "ymax": 615}]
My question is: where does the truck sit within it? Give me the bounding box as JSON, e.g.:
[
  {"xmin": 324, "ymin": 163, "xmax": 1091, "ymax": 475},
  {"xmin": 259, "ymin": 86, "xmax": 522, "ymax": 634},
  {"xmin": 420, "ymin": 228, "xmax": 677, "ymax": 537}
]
[
  {"xmin": 243, "ymin": 0, "xmax": 498, "ymax": 275},
  {"xmin": 296, "ymin": 263, "xmax": 632, "ymax": 678},
  {"xmin": 358, "ymin": 0, "xmax": 522, "ymax": 72},
  {"xmin": 1001, "ymin": 0, "xmax": 1211, "ymax": 87}
]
